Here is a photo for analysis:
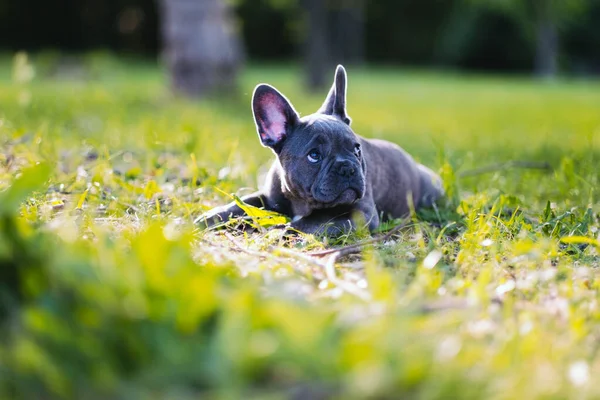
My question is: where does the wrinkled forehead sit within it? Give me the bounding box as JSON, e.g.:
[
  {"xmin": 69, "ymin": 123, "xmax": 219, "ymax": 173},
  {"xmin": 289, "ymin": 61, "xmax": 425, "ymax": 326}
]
[{"xmin": 297, "ymin": 114, "xmax": 356, "ymax": 142}]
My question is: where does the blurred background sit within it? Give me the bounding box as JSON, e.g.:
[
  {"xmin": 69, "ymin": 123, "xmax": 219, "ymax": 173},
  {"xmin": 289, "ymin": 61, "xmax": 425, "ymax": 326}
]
[
  {"xmin": 1, "ymin": 3, "xmax": 600, "ymax": 398},
  {"xmin": 2, "ymin": 0, "xmax": 599, "ymax": 97}
]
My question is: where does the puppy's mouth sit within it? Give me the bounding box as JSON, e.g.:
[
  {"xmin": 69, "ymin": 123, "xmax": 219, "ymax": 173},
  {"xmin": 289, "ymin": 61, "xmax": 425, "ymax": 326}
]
[
  {"xmin": 331, "ymin": 188, "xmax": 362, "ymax": 205},
  {"xmin": 312, "ymin": 186, "xmax": 364, "ymax": 207}
]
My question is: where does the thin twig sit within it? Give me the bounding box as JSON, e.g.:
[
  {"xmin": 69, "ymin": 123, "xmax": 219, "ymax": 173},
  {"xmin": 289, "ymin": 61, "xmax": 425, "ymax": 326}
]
[
  {"xmin": 223, "ymin": 232, "xmax": 268, "ymax": 259},
  {"xmin": 308, "ymin": 221, "xmax": 411, "ymax": 258},
  {"xmin": 459, "ymin": 161, "xmax": 551, "ymax": 178},
  {"xmin": 275, "ymin": 248, "xmax": 371, "ymax": 301},
  {"xmin": 274, "ymin": 246, "xmax": 328, "ymax": 265},
  {"xmin": 222, "ymin": 233, "xmax": 371, "ymax": 300},
  {"xmin": 223, "ymin": 232, "xmax": 324, "ymax": 281},
  {"xmin": 323, "ymin": 252, "xmax": 371, "ymax": 301}
]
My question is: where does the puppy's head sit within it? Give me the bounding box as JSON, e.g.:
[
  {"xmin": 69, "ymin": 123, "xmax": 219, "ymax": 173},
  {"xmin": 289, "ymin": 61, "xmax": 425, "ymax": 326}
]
[{"xmin": 251, "ymin": 65, "xmax": 366, "ymax": 210}]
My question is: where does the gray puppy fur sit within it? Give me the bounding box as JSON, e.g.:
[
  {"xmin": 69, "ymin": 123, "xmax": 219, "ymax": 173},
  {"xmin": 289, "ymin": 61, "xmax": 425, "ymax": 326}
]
[{"xmin": 198, "ymin": 65, "xmax": 444, "ymax": 235}]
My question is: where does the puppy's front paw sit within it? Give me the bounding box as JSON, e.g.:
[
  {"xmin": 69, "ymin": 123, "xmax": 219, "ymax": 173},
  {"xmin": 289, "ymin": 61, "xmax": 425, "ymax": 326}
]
[{"xmin": 195, "ymin": 207, "xmax": 232, "ymax": 230}]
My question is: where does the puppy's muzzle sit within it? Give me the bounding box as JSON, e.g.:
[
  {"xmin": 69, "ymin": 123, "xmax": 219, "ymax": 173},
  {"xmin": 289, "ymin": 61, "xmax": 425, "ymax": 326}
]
[{"xmin": 335, "ymin": 160, "xmax": 357, "ymax": 178}]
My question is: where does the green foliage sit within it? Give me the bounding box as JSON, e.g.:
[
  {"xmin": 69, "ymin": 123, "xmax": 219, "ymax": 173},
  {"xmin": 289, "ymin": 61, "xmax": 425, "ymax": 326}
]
[
  {"xmin": 467, "ymin": 0, "xmax": 593, "ymax": 26},
  {"xmin": 1, "ymin": 56, "xmax": 600, "ymax": 398},
  {"xmin": 232, "ymin": 194, "xmax": 289, "ymax": 229}
]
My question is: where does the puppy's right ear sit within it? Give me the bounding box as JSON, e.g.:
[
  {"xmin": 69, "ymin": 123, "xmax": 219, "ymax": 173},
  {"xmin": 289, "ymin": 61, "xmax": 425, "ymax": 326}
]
[
  {"xmin": 318, "ymin": 65, "xmax": 351, "ymax": 125},
  {"xmin": 252, "ymin": 84, "xmax": 299, "ymax": 151}
]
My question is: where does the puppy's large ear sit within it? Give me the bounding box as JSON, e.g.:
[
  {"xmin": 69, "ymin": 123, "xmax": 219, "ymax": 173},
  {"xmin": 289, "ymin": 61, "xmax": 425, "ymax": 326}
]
[
  {"xmin": 318, "ymin": 65, "xmax": 351, "ymax": 125},
  {"xmin": 252, "ymin": 84, "xmax": 299, "ymax": 150}
]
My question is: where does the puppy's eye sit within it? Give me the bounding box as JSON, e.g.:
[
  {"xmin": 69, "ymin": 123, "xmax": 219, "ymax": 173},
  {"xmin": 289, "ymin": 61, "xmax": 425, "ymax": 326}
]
[
  {"xmin": 354, "ymin": 144, "xmax": 361, "ymax": 158},
  {"xmin": 307, "ymin": 150, "xmax": 321, "ymax": 163}
]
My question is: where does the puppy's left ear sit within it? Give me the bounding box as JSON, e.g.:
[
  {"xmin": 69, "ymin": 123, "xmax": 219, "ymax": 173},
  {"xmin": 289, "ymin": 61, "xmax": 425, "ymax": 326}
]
[
  {"xmin": 318, "ymin": 65, "xmax": 351, "ymax": 125},
  {"xmin": 252, "ymin": 84, "xmax": 300, "ymax": 151}
]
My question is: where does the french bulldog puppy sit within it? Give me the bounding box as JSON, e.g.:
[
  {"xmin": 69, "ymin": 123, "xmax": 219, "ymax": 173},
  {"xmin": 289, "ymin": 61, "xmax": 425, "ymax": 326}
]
[{"xmin": 198, "ymin": 65, "xmax": 444, "ymax": 235}]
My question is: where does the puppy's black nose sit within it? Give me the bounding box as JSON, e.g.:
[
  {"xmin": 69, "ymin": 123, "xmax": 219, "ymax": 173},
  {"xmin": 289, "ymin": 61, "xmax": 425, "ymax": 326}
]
[{"xmin": 336, "ymin": 161, "xmax": 356, "ymax": 177}]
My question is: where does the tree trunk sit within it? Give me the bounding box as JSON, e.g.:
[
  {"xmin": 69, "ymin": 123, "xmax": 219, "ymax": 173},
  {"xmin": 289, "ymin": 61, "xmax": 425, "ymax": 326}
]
[
  {"xmin": 160, "ymin": 0, "xmax": 243, "ymax": 97},
  {"xmin": 330, "ymin": 0, "xmax": 365, "ymax": 65},
  {"xmin": 303, "ymin": 0, "xmax": 365, "ymax": 91},
  {"xmin": 304, "ymin": 0, "xmax": 330, "ymax": 91},
  {"xmin": 534, "ymin": 2, "xmax": 558, "ymax": 79}
]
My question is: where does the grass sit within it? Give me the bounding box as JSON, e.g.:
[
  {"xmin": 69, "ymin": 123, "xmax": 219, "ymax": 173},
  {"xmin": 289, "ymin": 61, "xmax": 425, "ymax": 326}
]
[{"xmin": 1, "ymin": 52, "xmax": 600, "ymax": 399}]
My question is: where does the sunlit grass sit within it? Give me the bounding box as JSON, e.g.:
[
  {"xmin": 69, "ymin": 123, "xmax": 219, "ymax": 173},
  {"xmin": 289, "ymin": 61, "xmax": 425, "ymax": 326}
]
[{"xmin": 1, "ymin": 54, "xmax": 600, "ymax": 398}]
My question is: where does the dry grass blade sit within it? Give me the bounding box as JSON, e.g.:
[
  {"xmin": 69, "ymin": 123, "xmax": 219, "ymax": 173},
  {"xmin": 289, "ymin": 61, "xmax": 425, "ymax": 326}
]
[
  {"xmin": 308, "ymin": 221, "xmax": 411, "ymax": 258},
  {"xmin": 323, "ymin": 252, "xmax": 372, "ymax": 301},
  {"xmin": 221, "ymin": 235, "xmax": 371, "ymax": 300},
  {"xmin": 223, "ymin": 232, "xmax": 324, "ymax": 281}
]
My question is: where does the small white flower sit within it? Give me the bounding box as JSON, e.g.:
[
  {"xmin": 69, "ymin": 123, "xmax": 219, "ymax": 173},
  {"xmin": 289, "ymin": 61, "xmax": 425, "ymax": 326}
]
[
  {"xmin": 495, "ymin": 280, "xmax": 515, "ymax": 296},
  {"xmin": 218, "ymin": 167, "xmax": 230, "ymax": 180},
  {"xmin": 423, "ymin": 250, "xmax": 442, "ymax": 269},
  {"xmin": 568, "ymin": 361, "xmax": 589, "ymax": 387},
  {"xmin": 77, "ymin": 165, "xmax": 88, "ymax": 178},
  {"xmin": 481, "ymin": 238, "xmax": 493, "ymax": 247},
  {"xmin": 519, "ymin": 321, "xmax": 533, "ymax": 335},
  {"xmin": 437, "ymin": 336, "xmax": 461, "ymax": 361},
  {"xmin": 356, "ymin": 279, "xmax": 368, "ymax": 289}
]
